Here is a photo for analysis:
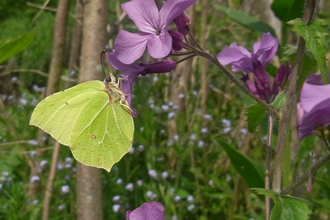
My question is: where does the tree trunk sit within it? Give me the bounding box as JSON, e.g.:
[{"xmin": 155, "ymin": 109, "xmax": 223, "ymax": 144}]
[
  {"xmin": 66, "ymin": 0, "xmax": 84, "ymax": 88},
  {"xmin": 29, "ymin": 0, "xmax": 70, "ymax": 196},
  {"xmin": 76, "ymin": 0, "xmax": 108, "ymax": 219}
]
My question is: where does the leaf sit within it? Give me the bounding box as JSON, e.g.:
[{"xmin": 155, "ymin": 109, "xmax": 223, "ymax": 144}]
[
  {"xmin": 213, "ymin": 5, "xmax": 277, "ymax": 38},
  {"xmin": 30, "ymin": 75, "xmax": 134, "ymax": 172},
  {"xmin": 288, "ymin": 19, "xmax": 329, "ymax": 84},
  {"xmin": 271, "ymin": 0, "xmax": 304, "ymax": 22},
  {"xmin": 252, "ymin": 188, "xmax": 312, "ymax": 220},
  {"xmin": 316, "ymin": 179, "xmax": 330, "ymax": 199},
  {"xmin": 215, "ymin": 139, "xmax": 264, "ymax": 188},
  {"xmin": 245, "ymin": 103, "xmax": 267, "ymax": 133},
  {"xmin": 0, "ymin": 31, "xmax": 35, "ymax": 64},
  {"xmin": 281, "ymin": 45, "xmax": 318, "ymax": 92},
  {"xmin": 271, "ymin": 91, "xmax": 286, "ymax": 110}
]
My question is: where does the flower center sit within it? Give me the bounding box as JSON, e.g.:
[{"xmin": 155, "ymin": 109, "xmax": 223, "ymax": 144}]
[{"xmin": 155, "ymin": 29, "xmax": 161, "ymax": 36}]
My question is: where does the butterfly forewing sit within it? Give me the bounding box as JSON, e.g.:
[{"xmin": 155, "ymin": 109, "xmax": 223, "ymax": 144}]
[{"xmin": 30, "ymin": 81, "xmax": 105, "ymax": 145}]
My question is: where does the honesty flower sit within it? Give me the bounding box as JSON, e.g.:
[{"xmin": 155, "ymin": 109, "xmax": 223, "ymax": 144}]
[
  {"xmin": 217, "ymin": 32, "xmax": 278, "ymax": 73},
  {"xmin": 297, "ymin": 74, "xmax": 330, "ymax": 139},
  {"xmin": 217, "ymin": 33, "xmax": 290, "ymax": 101},
  {"xmin": 114, "ymin": 0, "xmax": 196, "ymax": 64},
  {"xmin": 126, "ymin": 201, "xmax": 165, "ymax": 220},
  {"xmin": 108, "ymin": 52, "xmax": 176, "ymax": 117}
]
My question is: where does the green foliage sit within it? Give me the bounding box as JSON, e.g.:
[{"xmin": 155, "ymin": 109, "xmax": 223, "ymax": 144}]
[
  {"xmin": 0, "ymin": 31, "xmax": 35, "ymax": 65},
  {"xmin": 215, "ymin": 139, "xmax": 264, "ymax": 188},
  {"xmin": 252, "ymin": 188, "xmax": 312, "ymax": 220},
  {"xmin": 213, "ymin": 5, "xmax": 277, "ymax": 38},
  {"xmin": 271, "ymin": 0, "xmax": 304, "ymax": 22},
  {"xmin": 288, "ymin": 18, "xmax": 330, "ymax": 84},
  {"xmin": 245, "ymin": 103, "xmax": 266, "ymax": 133},
  {"xmin": 281, "ymin": 45, "xmax": 318, "ymax": 93},
  {"xmin": 270, "ymin": 91, "xmax": 286, "ymax": 110}
]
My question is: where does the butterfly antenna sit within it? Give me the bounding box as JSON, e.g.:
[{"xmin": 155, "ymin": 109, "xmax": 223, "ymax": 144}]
[{"xmin": 100, "ymin": 50, "xmax": 108, "ymax": 78}]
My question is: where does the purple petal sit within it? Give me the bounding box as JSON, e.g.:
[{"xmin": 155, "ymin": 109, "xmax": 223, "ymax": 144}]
[
  {"xmin": 121, "ymin": 0, "xmax": 160, "ymax": 33},
  {"xmin": 297, "ymin": 98, "xmax": 330, "ymax": 139},
  {"xmin": 253, "ymin": 32, "xmax": 278, "ymax": 66},
  {"xmin": 126, "ymin": 201, "xmax": 165, "ymax": 220},
  {"xmin": 108, "ymin": 51, "xmax": 143, "ymax": 73},
  {"xmin": 300, "ymin": 83, "xmax": 330, "ymax": 113},
  {"xmin": 272, "ymin": 62, "xmax": 291, "ymax": 96},
  {"xmin": 241, "ymin": 74, "xmax": 257, "ymax": 95},
  {"xmin": 253, "ymin": 62, "xmax": 272, "ymax": 100},
  {"xmin": 114, "ymin": 30, "xmax": 149, "ymax": 64},
  {"xmin": 217, "ymin": 43, "xmax": 252, "ymax": 72},
  {"xmin": 297, "ymin": 79, "xmax": 330, "ymax": 139},
  {"xmin": 120, "ymin": 71, "xmax": 140, "ymax": 117},
  {"xmin": 147, "ymin": 27, "xmax": 172, "ymax": 59},
  {"xmin": 126, "ymin": 210, "xmax": 132, "ymax": 220},
  {"xmin": 159, "ymin": 0, "xmax": 196, "ymax": 25},
  {"xmin": 168, "ymin": 30, "xmax": 184, "ymax": 51},
  {"xmin": 173, "ymin": 12, "xmax": 191, "ymax": 35},
  {"xmin": 139, "ymin": 60, "xmax": 177, "ymax": 75},
  {"xmin": 305, "ymin": 73, "xmax": 330, "ymax": 85}
]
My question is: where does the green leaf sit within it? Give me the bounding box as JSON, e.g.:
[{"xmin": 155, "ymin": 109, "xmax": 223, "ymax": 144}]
[
  {"xmin": 30, "ymin": 74, "xmax": 134, "ymax": 172},
  {"xmin": 245, "ymin": 103, "xmax": 267, "ymax": 133},
  {"xmin": 270, "ymin": 91, "xmax": 286, "ymax": 110},
  {"xmin": 281, "ymin": 45, "xmax": 318, "ymax": 92},
  {"xmin": 0, "ymin": 30, "xmax": 35, "ymax": 64},
  {"xmin": 316, "ymin": 179, "xmax": 330, "ymax": 199},
  {"xmin": 215, "ymin": 139, "xmax": 264, "ymax": 188},
  {"xmin": 271, "ymin": 0, "xmax": 304, "ymax": 22},
  {"xmin": 252, "ymin": 188, "xmax": 312, "ymax": 220},
  {"xmin": 288, "ymin": 19, "xmax": 329, "ymax": 84},
  {"xmin": 213, "ymin": 5, "xmax": 277, "ymax": 38}
]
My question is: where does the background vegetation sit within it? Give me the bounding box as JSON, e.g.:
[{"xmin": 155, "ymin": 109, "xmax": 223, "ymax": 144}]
[{"xmin": 0, "ymin": 0, "xmax": 330, "ymax": 219}]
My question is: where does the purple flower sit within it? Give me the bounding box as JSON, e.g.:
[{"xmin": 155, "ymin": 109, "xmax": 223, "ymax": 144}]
[
  {"xmin": 297, "ymin": 74, "xmax": 330, "ymax": 139},
  {"xmin": 217, "ymin": 32, "xmax": 278, "ymax": 73},
  {"xmin": 114, "ymin": 0, "xmax": 196, "ymax": 64},
  {"xmin": 108, "ymin": 52, "xmax": 176, "ymax": 117},
  {"xmin": 126, "ymin": 201, "xmax": 165, "ymax": 220},
  {"xmin": 217, "ymin": 33, "xmax": 290, "ymax": 101}
]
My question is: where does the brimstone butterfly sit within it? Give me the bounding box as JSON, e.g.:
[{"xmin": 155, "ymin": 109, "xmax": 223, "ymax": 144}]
[{"xmin": 30, "ymin": 73, "xmax": 134, "ymax": 172}]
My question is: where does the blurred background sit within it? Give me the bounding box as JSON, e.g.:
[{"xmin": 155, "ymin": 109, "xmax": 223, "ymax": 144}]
[{"xmin": 0, "ymin": 0, "xmax": 330, "ymax": 219}]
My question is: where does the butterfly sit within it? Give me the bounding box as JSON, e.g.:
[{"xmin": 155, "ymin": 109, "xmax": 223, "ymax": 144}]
[{"xmin": 30, "ymin": 73, "xmax": 134, "ymax": 172}]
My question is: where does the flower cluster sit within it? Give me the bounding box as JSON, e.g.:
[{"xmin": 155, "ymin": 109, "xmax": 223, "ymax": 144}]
[
  {"xmin": 217, "ymin": 33, "xmax": 291, "ymax": 102},
  {"xmin": 109, "ymin": 0, "xmax": 196, "ymax": 116}
]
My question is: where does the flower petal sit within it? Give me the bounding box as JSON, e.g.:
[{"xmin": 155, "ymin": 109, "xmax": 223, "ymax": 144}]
[
  {"xmin": 217, "ymin": 42, "xmax": 252, "ymax": 72},
  {"xmin": 300, "ymin": 82, "xmax": 330, "ymax": 113},
  {"xmin": 126, "ymin": 201, "xmax": 165, "ymax": 220},
  {"xmin": 108, "ymin": 51, "xmax": 143, "ymax": 73},
  {"xmin": 147, "ymin": 28, "xmax": 172, "ymax": 59},
  {"xmin": 297, "ymin": 99, "xmax": 330, "ymax": 139},
  {"xmin": 114, "ymin": 30, "xmax": 149, "ymax": 64},
  {"xmin": 159, "ymin": 0, "xmax": 196, "ymax": 25},
  {"xmin": 272, "ymin": 62, "xmax": 291, "ymax": 96},
  {"xmin": 253, "ymin": 62, "xmax": 272, "ymax": 100},
  {"xmin": 140, "ymin": 60, "xmax": 177, "ymax": 74},
  {"xmin": 120, "ymin": 71, "xmax": 140, "ymax": 117},
  {"xmin": 253, "ymin": 32, "xmax": 278, "ymax": 66},
  {"xmin": 121, "ymin": 0, "xmax": 160, "ymax": 33}
]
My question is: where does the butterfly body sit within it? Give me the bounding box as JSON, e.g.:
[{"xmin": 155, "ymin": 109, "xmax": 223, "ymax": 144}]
[{"xmin": 30, "ymin": 74, "xmax": 134, "ymax": 172}]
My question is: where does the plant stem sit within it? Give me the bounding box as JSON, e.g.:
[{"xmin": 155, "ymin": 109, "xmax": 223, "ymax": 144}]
[
  {"xmin": 272, "ymin": 0, "xmax": 318, "ymax": 192},
  {"xmin": 266, "ymin": 114, "xmax": 274, "ymax": 220},
  {"xmin": 280, "ymin": 149, "xmax": 330, "ymax": 196},
  {"xmin": 42, "ymin": 141, "xmax": 60, "ymax": 220}
]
